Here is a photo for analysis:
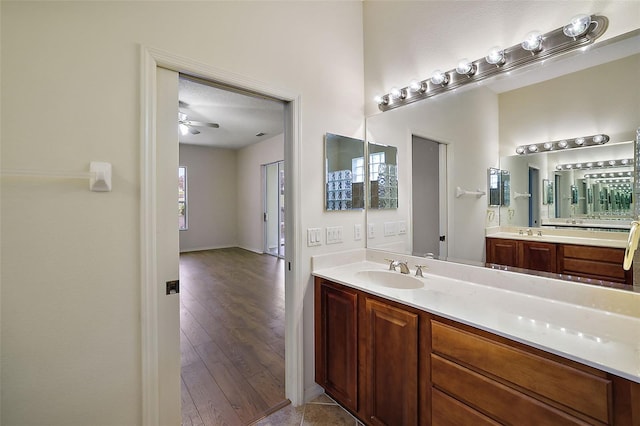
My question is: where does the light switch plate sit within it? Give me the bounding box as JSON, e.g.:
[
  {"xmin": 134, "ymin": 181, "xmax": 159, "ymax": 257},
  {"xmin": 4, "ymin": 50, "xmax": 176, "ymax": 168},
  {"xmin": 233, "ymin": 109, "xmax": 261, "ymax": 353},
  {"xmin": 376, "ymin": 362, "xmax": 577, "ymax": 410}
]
[
  {"xmin": 326, "ymin": 226, "xmax": 343, "ymax": 244},
  {"xmin": 384, "ymin": 222, "xmax": 396, "ymax": 236},
  {"xmin": 307, "ymin": 228, "xmax": 322, "ymax": 246},
  {"xmin": 354, "ymin": 224, "xmax": 362, "ymax": 241},
  {"xmin": 368, "ymin": 223, "xmax": 375, "ymax": 239},
  {"xmin": 397, "ymin": 221, "xmax": 407, "ymax": 235}
]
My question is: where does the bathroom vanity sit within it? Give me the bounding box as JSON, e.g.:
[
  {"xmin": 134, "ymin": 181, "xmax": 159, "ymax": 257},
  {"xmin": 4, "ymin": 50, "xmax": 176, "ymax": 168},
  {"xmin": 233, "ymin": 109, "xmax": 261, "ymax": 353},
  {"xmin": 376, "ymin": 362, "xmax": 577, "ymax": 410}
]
[
  {"xmin": 312, "ymin": 249, "xmax": 640, "ymax": 426},
  {"xmin": 485, "ymin": 227, "xmax": 632, "ymax": 285}
]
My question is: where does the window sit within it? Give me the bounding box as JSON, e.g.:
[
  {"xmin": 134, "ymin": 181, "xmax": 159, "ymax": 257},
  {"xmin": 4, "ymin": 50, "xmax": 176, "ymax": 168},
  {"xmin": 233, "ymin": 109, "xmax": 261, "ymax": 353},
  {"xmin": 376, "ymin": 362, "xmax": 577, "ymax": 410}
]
[
  {"xmin": 368, "ymin": 152, "xmax": 386, "ymax": 182},
  {"xmin": 178, "ymin": 166, "xmax": 187, "ymax": 230}
]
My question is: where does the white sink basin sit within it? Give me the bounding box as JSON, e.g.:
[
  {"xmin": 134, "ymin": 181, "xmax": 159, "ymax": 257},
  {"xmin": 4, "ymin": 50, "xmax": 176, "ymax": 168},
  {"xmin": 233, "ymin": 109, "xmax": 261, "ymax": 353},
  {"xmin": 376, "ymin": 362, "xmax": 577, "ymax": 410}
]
[{"xmin": 356, "ymin": 270, "xmax": 424, "ymax": 289}]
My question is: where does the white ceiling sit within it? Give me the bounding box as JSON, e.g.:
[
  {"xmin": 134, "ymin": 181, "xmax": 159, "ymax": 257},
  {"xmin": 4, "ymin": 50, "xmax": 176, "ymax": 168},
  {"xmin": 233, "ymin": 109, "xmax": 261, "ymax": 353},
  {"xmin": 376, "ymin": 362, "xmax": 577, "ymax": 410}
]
[{"xmin": 178, "ymin": 76, "xmax": 284, "ymax": 149}]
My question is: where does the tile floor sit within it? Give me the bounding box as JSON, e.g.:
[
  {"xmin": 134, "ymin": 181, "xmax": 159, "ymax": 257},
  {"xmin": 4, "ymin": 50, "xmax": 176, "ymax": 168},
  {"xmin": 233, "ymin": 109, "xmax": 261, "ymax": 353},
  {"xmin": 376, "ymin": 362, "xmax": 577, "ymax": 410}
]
[{"xmin": 252, "ymin": 394, "xmax": 363, "ymax": 426}]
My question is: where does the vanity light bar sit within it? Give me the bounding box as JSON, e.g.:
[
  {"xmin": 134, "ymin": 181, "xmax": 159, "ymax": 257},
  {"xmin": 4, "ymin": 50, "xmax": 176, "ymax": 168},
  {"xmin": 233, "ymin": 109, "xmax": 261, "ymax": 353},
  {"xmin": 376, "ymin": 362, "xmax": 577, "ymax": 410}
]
[
  {"xmin": 518, "ymin": 134, "xmax": 609, "ymax": 155},
  {"xmin": 584, "ymin": 172, "xmax": 633, "ymax": 179},
  {"xmin": 376, "ymin": 14, "xmax": 608, "ymax": 112},
  {"xmin": 556, "ymin": 157, "xmax": 631, "ymax": 171}
]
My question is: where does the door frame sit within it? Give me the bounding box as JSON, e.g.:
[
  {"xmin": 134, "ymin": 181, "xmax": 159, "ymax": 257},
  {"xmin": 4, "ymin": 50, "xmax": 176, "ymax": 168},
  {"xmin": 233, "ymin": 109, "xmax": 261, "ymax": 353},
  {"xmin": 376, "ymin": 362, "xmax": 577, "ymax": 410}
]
[
  {"xmin": 263, "ymin": 160, "xmax": 285, "ymax": 258},
  {"xmin": 140, "ymin": 46, "xmax": 303, "ymax": 425}
]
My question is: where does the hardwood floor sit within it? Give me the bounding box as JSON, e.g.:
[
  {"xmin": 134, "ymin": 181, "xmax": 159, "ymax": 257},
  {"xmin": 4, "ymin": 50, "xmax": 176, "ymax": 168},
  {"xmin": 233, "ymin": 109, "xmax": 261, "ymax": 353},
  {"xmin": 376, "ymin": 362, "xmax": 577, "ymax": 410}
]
[{"xmin": 180, "ymin": 248, "xmax": 287, "ymax": 425}]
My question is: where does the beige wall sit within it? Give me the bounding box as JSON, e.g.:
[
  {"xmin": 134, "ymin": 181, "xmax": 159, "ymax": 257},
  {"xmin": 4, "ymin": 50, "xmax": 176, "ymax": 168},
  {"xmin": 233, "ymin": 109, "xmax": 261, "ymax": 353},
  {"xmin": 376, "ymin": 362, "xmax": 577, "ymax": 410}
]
[
  {"xmin": 179, "ymin": 144, "xmax": 238, "ymax": 252},
  {"xmin": 237, "ymin": 133, "xmax": 284, "ymax": 254},
  {"xmin": 1, "ymin": 1, "xmax": 364, "ymax": 424}
]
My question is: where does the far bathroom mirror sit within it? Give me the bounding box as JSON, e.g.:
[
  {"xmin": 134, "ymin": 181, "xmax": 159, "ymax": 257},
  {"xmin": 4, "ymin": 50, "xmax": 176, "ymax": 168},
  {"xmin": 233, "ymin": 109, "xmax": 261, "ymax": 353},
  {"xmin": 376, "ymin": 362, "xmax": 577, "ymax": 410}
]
[
  {"xmin": 501, "ymin": 140, "xmax": 634, "ymax": 228},
  {"xmin": 368, "ymin": 142, "xmax": 398, "ymax": 209},
  {"xmin": 488, "ymin": 168, "xmax": 501, "ymax": 207},
  {"xmin": 365, "ymin": 29, "xmax": 639, "ymax": 273},
  {"xmin": 324, "ymin": 133, "xmax": 365, "ymax": 211}
]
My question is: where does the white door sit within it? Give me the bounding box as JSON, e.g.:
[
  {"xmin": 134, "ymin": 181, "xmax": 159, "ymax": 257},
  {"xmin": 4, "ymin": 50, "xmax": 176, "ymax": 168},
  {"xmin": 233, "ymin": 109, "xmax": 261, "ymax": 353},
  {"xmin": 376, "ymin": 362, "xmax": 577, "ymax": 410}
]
[{"xmin": 155, "ymin": 67, "xmax": 182, "ymax": 423}]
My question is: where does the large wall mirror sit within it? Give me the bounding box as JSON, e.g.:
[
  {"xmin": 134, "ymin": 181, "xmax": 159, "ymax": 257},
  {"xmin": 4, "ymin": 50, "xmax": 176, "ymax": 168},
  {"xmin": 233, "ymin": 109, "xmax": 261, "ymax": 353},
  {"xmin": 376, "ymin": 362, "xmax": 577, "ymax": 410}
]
[
  {"xmin": 325, "ymin": 133, "xmax": 365, "ymax": 211},
  {"xmin": 365, "ymin": 29, "xmax": 640, "ymax": 283}
]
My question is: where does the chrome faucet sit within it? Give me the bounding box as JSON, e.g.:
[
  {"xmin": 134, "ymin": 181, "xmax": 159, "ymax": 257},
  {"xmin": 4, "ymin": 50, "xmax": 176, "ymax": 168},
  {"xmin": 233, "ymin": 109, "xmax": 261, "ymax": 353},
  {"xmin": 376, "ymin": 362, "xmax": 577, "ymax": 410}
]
[
  {"xmin": 385, "ymin": 259, "xmax": 410, "ymax": 274},
  {"xmin": 526, "ymin": 228, "xmax": 533, "ymax": 236}
]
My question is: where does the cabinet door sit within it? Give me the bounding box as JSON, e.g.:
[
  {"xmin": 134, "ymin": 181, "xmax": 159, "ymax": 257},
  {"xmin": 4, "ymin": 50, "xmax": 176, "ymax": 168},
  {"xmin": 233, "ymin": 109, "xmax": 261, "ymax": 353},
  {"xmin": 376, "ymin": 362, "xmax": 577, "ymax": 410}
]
[
  {"xmin": 315, "ymin": 278, "xmax": 358, "ymax": 412},
  {"xmin": 520, "ymin": 241, "xmax": 557, "ymax": 273},
  {"xmin": 363, "ymin": 297, "xmax": 418, "ymax": 426},
  {"xmin": 486, "ymin": 238, "xmax": 519, "ymax": 267}
]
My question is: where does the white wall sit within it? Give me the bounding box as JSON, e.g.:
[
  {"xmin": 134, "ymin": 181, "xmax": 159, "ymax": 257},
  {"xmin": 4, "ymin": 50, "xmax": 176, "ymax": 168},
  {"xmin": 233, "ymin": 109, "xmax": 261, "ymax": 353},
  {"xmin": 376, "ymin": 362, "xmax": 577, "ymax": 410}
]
[
  {"xmin": 237, "ymin": 133, "xmax": 284, "ymax": 254},
  {"xmin": 366, "ymin": 87, "xmax": 499, "ymax": 263},
  {"xmin": 363, "ymin": 1, "xmax": 640, "ymax": 117},
  {"xmin": 179, "ymin": 144, "xmax": 238, "ymax": 252},
  {"xmin": 1, "ymin": 1, "xmax": 364, "ymax": 424}
]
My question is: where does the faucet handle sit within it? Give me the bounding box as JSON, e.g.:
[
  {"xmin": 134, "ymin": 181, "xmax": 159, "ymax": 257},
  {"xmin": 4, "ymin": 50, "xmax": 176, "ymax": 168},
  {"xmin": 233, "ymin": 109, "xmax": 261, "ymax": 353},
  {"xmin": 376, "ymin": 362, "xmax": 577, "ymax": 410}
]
[
  {"xmin": 415, "ymin": 265, "xmax": 428, "ymax": 277},
  {"xmin": 385, "ymin": 258, "xmax": 397, "ymax": 271}
]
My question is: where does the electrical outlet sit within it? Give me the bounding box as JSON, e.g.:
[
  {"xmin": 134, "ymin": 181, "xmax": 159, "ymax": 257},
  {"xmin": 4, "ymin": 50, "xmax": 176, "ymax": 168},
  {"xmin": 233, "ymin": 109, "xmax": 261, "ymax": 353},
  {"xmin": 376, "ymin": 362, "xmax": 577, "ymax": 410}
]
[
  {"xmin": 397, "ymin": 221, "xmax": 407, "ymax": 235},
  {"xmin": 354, "ymin": 224, "xmax": 362, "ymax": 241}
]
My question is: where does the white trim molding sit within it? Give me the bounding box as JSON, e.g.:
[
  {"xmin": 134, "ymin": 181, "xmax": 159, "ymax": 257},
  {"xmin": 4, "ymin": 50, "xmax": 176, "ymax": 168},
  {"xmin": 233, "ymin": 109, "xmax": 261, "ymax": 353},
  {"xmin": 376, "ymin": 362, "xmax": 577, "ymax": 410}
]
[{"xmin": 140, "ymin": 45, "xmax": 303, "ymax": 424}]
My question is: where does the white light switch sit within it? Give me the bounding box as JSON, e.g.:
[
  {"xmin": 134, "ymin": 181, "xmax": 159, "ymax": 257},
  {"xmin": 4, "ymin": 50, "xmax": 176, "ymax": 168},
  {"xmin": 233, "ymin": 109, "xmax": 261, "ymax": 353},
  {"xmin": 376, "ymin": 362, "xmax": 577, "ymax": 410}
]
[
  {"xmin": 307, "ymin": 228, "xmax": 322, "ymax": 246},
  {"xmin": 397, "ymin": 221, "xmax": 407, "ymax": 235},
  {"xmin": 384, "ymin": 222, "xmax": 397, "ymax": 236},
  {"xmin": 326, "ymin": 226, "xmax": 343, "ymax": 245},
  {"xmin": 368, "ymin": 223, "xmax": 375, "ymax": 239}
]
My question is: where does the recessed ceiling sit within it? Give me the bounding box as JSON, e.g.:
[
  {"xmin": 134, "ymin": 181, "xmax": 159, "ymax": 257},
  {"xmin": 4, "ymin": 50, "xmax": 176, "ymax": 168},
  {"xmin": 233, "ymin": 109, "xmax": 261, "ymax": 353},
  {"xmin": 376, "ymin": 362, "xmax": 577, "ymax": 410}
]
[{"xmin": 178, "ymin": 76, "xmax": 285, "ymax": 149}]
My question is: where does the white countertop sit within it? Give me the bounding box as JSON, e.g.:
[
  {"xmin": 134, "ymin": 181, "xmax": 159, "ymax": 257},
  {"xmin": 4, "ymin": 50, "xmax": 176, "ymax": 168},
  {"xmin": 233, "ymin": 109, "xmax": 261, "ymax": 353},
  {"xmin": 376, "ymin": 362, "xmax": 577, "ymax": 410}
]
[
  {"xmin": 486, "ymin": 226, "xmax": 628, "ymax": 248},
  {"xmin": 312, "ymin": 249, "xmax": 640, "ymax": 384}
]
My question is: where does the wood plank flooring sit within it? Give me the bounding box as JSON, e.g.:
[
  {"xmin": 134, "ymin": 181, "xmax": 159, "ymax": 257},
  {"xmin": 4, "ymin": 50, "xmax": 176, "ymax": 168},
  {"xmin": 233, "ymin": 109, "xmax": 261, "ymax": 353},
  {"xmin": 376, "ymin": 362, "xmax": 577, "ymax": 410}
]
[{"xmin": 179, "ymin": 248, "xmax": 287, "ymax": 425}]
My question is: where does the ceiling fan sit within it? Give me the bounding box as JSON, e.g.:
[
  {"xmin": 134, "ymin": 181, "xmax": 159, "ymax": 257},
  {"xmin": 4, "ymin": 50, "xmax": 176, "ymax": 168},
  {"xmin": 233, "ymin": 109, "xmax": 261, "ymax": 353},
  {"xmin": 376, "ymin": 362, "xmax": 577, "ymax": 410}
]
[{"xmin": 178, "ymin": 111, "xmax": 219, "ymax": 135}]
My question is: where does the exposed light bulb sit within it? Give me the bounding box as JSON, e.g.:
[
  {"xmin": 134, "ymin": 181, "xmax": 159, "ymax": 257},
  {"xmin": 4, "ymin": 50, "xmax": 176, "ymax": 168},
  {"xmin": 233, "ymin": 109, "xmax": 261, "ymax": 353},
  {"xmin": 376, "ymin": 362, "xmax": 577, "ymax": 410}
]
[
  {"xmin": 575, "ymin": 163, "xmax": 582, "ymax": 168},
  {"xmin": 390, "ymin": 87, "xmax": 402, "ymax": 99},
  {"xmin": 409, "ymin": 79, "xmax": 425, "ymax": 93},
  {"xmin": 455, "ymin": 59, "xmax": 476, "ymax": 76},
  {"xmin": 516, "ymin": 146, "xmax": 526, "ymax": 155},
  {"xmin": 374, "ymin": 95, "xmax": 387, "ymax": 105},
  {"xmin": 557, "ymin": 140, "xmax": 568, "ymax": 149},
  {"xmin": 593, "ymin": 134, "xmax": 606, "ymax": 144},
  {"xmin": 597, "ymin": 161, "xmax": 604, "ymax": 167},
  {"xmin": 574, "ymin": 137, "xmax": 585, "ymax": 146},
  {"xmin": 430, "ymin": 70, "xmax": 449, "ymax": 85},
  {"xmin": 621, "ymin": 159, "xmax": 630, "ymax": 165},
  {"xmin": 528, "ymin": 144, "xmax": 538, "ymax": 152},
  {"xmin": 586, "ymin": 162, "xmax": 593, "ymax": 168},
  {"xmin": 563, "ymin": 14, "xmax": 592, "ymax": 38},
  {"xmin": 609, "ymin": 160, "xmax": 616, "ymax": 166},
  {"xmin": 521, "ymin": 31, "xmax": 543, "ymax": 52},
  {"xmin": 543, "ymin": 142, "xmax": 553, "ymax": 150},
  {"xmin": 485, "ymin": 46, "xmax": 505, "ymax": 66}
]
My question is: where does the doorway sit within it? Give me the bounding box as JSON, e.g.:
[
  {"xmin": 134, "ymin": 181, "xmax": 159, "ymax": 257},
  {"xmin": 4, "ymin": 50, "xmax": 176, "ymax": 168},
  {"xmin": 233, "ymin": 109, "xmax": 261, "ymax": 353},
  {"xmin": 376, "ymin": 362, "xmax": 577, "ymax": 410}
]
[
  {"xmin": 412, "ymin": 135, "xmax": 448, "ymax": 257},
  {"xmin": 142, "ymin": 47, "xmax": 303, "ymax": 425},
  {"xmin": 264, "ymin": 161, "xmax": 285, "ymax": 258},
  {"xmin": 529, "ymin": 167, "xmax": 540, "ymax": 227}
]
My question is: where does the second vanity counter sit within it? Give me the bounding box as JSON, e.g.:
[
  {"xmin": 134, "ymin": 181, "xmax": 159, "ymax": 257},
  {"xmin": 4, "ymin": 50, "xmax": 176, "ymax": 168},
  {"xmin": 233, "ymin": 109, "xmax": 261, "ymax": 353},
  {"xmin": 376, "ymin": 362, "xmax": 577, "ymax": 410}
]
[{"xmin": 312, "ymin": 249, "xmax": 640, "ymax": 384}]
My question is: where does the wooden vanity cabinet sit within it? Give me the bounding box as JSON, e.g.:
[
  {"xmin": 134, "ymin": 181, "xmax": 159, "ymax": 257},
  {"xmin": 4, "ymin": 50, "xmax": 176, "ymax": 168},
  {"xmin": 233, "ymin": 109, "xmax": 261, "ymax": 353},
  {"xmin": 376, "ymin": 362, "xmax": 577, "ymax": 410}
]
[
  {"xmin": 485, "ymin": 237, "xmax": 519, "ymax": 267},
  {"xmin": 314, "ymin": 277, "xmax": 640, "ymax": 425},
  {"xmin": 361, "ymin": 297, "xmax": 420, "ymax": 426},
  {"xmin": 314, "ymin": 278, "xmax": 359, "ymax": 412},
  {"xmin": 486, "ymin": 237, "xmax": 631, "ymax": 285}
]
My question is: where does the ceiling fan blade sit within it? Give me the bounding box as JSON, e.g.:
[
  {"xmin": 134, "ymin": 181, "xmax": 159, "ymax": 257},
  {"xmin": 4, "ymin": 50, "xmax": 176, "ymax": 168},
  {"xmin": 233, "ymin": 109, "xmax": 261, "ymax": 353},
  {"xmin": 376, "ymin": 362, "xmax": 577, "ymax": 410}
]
[
  {"xmin": 188, "ymin": 127, "xmax": 201, "ymax": 135},
  {"xmin": 185, "ymin": 120, "xmax": 220, "ymax": 128}
]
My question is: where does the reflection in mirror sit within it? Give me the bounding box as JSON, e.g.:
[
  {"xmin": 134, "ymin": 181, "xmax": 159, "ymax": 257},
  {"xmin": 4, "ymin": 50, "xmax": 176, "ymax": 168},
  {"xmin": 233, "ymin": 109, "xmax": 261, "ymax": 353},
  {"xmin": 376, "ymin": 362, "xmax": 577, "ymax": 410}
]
[
  {"xmin": 325, "ymin": 133, "xmax": 365, "ymax": 211},
  {"xmin": 543, "ymin": 179, "xmax": 554, "ymax": 205},
  {"xmin": 501, "ymin": 141, "xmax": 634, "ymax": 229},
  {"xmin": 365, "ymin": 29, "xmax": 639, "ymax": 288},
  {"xmin": 368, "ymin": 142, "xmax": 398, "ymax": 209},
  {"xmin": 488, "ymin": 168, "xmax": 501, "ymax": 206}
]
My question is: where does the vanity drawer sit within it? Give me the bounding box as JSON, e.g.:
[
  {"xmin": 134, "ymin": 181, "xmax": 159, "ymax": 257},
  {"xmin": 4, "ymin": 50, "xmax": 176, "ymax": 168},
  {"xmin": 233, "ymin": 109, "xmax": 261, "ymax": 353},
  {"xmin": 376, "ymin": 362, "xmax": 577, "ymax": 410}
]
[
  {"xmin": 431, "ymin": 355, "xmax": 592, "ymax": 425},
  {"xmin": 558, "ymin": 244, "xmax": 630, "ymax": 284},
  {"xmin": 431, "ymin": 321, "xmax": 612, "ymax": 424},
  {"xmin": 431, "ymin": 388, "xmax": 500, "ymax": 426}
]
